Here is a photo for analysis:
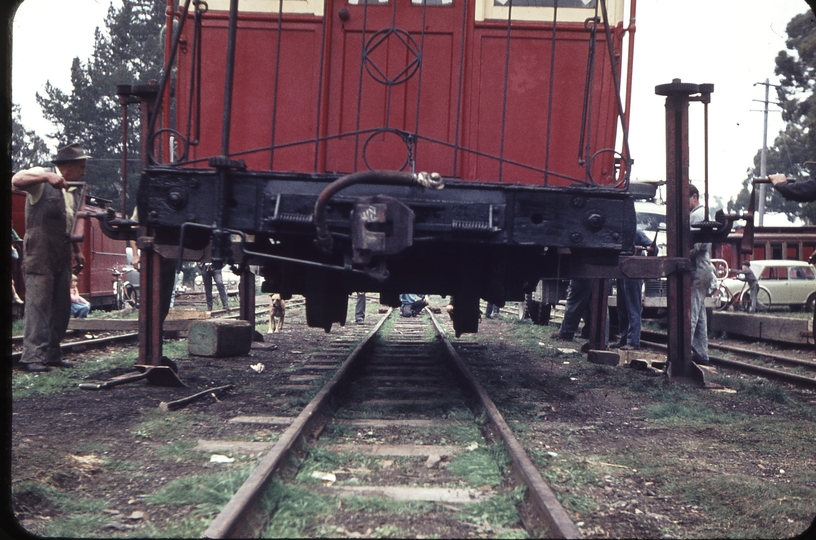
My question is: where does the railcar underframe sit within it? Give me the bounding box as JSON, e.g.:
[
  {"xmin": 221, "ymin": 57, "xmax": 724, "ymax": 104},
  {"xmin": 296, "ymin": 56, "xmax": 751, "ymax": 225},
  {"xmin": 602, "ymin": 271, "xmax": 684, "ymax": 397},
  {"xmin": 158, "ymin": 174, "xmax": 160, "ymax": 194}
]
[{"xmin": 138, "ymin": 166, "xmax": 636, "ymax": 332}]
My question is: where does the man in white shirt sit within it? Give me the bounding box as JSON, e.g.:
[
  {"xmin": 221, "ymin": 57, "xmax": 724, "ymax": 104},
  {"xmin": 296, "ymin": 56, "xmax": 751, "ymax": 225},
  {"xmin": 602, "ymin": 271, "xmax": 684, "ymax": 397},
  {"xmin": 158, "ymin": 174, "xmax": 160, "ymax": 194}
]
[{"xmin": 12, "ymin": 143, "xmax": 90, "ymax": 372}]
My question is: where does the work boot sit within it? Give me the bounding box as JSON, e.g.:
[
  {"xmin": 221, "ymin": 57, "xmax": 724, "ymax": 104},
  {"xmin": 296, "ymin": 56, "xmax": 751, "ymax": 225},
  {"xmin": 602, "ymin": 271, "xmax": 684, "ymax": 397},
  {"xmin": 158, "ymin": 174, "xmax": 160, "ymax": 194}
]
[
  {"xmin": 46, "ymin": 359, "xmax": 76, "ymax": 368},
  {"xmin": 24, "ymin": 362, "xmax": 51, "ymax": 372}
]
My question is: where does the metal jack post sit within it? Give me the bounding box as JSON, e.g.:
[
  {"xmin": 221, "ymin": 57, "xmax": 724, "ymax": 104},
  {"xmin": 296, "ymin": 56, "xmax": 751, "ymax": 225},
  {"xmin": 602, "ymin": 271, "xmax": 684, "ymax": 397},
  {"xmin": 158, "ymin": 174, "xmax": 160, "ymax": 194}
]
[{"xmin": 655, "ymin": 79, "xmax": 712, "ymax": 386}]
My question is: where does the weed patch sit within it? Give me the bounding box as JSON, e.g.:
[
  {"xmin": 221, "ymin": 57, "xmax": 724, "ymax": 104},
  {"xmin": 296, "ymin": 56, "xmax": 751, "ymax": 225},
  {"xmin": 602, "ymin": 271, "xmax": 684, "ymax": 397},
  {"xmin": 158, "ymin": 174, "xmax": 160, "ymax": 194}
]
[
  {"xmin": 448, "ymin": 446, "xmax": 504, "ymax": 487},
  {"xmin": 145, "ymin": 465, "xmax": 253, "ymax": 516}
]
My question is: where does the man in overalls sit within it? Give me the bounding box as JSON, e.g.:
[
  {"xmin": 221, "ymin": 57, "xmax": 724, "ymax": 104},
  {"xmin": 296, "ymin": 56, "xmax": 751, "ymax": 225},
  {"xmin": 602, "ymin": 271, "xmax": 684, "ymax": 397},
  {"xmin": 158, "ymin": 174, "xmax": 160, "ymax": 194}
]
[{"xmin": 12, "ymin": 143, "xmax": 90, "ymax": 372}]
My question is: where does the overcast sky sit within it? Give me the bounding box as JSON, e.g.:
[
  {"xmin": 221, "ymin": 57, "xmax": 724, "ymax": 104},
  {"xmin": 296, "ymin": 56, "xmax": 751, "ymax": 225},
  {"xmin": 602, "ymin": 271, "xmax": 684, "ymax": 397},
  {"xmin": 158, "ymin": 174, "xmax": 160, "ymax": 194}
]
[{"xmin": 10, "ymin": 0, "xmax": 813, "ymax": 210}]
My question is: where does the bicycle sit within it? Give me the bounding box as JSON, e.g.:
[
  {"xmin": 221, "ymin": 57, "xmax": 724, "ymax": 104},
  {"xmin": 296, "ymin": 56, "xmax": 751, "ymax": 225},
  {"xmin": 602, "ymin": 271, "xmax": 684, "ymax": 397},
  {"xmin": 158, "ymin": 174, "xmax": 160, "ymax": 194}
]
[
  {"xmin": 714, "ymin": 275, "xmax": 769, "ymax": 313},
  {"xmin": 111, "ymin": 266, "xmax": 139, "ymax": 310}
]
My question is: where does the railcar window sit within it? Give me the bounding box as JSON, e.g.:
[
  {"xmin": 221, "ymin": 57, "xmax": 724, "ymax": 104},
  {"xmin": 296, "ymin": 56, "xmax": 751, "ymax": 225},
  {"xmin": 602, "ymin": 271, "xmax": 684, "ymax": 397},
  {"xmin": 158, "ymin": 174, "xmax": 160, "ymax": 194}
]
[
  {"xmin": 493, "ymin": 0, "xmax": 595, "ymax": 6},
  {"xmin": 760, "ymin": 267, "xmax": 785, "ymax": 280},
  {"xmin": 790, "ymin": 266, "xmax": 814, "ymax": 280},
  {"xmin": 411, "ymin": 0, "xmax": 453, "ymax": 4},
  {"xmin": 479, "ymin": 0, "xmax": 620, "ymax": 23},
  {"xmin": 205, "ymin": 0, "xmax": 324, "ymax": 15}
]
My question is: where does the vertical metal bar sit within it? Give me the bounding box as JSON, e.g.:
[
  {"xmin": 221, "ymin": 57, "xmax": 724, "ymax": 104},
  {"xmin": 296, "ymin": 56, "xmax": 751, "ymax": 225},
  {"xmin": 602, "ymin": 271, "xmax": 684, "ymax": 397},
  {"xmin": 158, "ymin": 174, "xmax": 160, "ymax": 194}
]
[
  {"xmin": 185, "ymin": 1, "xmax": 203, "ymax": 146},
  {"xmin": 221, "ymin": 0, "xmax": 240, "ymax": 156},
  {"xmin": 269, "ymin": 0, "xmax": 284, "ymax": 170},
  {"xmin": 623, "ymin": 0, "xmax": 637, "ymax": 144},
  {"xmin": 543, "ymin": 0, "xmax": 560, "ymax": 186},
  {"xmin": 452, "ymin": 0, "xmax": 468, "ymax": 178},
  {"xmin": 150, "ymin": 0, "xmax": 193, "ymax": 146},
  {"xmin": 599, "ymin": 0, "xmax": 631, "ymax": 183},
  {"xmin": 239, "ymin": 266, "xmax": 256, "ymax": 327},
  {"xmin": 353, "ymin": 3, "xmax": 371, "ymax": 173},
  {"xmin": 120, "ymin": 99, "xmax": 128, "ymax": 214},
  {"xmin": 412, "ymin": 0, "xmax": 429, "ymax": 170},
  {"xmin": 137, "ymin": 88, "xmax": 162, "ymax": 367},
  {"xmin": 657, "ymin": 80, "xmax": 704, "ymax": 385},
  {"xmin": 498, "ymin": 0, "xmax": 513, "ymax": 183},
  {"xmin": 312, "ymin": 4, "xmax": 329, "ymax": 172},
  {"xmin": 578, "ymin": 4, "xmax": 599, "ymax": 167},
  {"xmin": 703, "ymin": 99, "xmax": 710, "ymax": 218}
]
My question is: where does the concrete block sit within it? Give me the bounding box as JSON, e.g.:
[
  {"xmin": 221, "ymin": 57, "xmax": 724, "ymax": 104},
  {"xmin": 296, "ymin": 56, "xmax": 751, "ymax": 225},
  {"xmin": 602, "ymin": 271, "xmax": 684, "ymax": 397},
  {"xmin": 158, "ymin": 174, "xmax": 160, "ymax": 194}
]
[
  {"xmin": 710, "ymin": 312, "xmax": 809, "ymax": 344},
  {"xmin": 587, "ymin": 350, "xmax": 620, "ymax": 366},
  {"xmin": 188, "ymin": 319, "xmax": 253, "ymax": 357}
]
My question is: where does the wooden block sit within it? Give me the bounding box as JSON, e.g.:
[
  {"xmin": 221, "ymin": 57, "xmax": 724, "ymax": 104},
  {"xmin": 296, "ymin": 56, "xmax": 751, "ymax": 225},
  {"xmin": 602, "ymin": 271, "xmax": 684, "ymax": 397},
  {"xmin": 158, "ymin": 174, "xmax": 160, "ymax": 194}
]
[
  {"xmin": 188, "ymin": 319, "xmax": 253, "ymax": 357},
  {"xmin": 586, "ymin": 350, "xmax": 620, "ymax": 366}
]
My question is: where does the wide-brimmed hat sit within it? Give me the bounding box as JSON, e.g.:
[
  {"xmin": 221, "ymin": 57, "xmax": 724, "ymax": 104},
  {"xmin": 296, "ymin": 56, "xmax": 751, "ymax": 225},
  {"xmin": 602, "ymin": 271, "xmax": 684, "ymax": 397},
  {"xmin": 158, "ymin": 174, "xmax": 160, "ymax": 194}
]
[{"xmin": 52, "ymin": 143, "xmax": 92, "ymax": 164}]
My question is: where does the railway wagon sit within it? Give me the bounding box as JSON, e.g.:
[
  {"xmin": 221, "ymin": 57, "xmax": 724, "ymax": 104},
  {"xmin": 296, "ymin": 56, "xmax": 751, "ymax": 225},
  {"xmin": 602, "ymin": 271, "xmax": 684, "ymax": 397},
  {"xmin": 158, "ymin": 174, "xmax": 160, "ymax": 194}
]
[
  {"xmin": 713, "ymin": 226, "xmax": 816, "ymax": 270},
  {"xmin": 12, "ymin": 189, "xmax": 130, "ymax": 310},
  {"xmin": 127, "ymin": 0, "xmax": 638, "ymax": 336}
]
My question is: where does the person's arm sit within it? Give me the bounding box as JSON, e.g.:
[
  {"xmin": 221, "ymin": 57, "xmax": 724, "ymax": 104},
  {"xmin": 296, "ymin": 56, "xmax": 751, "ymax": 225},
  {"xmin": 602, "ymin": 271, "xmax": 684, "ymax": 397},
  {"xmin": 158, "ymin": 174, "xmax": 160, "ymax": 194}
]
[
  {"xmin": 770, "ymin": 173, "xmax": 816, "ymax": 202},
  {"xmin": 12, "ymin": 167, "xmax": 67, "ymax": 191},
  {"xmin": 72, "ymin": 242, "xmax": 85, "ymax": 274},
  {"xmin": 130, "ymin": 240, "xmax": 140, "ymax": 269}
]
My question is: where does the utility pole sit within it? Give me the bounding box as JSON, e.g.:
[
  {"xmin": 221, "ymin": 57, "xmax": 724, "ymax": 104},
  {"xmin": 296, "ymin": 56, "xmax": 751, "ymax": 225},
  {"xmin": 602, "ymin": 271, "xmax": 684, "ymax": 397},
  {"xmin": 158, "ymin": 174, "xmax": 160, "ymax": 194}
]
[{"xmin": 753, "ymin": 79, "xmax": 781, "ymax": 226}]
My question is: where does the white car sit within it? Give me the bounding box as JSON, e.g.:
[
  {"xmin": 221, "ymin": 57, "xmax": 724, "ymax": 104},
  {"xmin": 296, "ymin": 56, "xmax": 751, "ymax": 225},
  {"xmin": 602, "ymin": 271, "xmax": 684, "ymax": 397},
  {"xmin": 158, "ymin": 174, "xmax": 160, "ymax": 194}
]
[{"xmin": 718, "ymin": 260, "xmax": 816, "ymax": 312}]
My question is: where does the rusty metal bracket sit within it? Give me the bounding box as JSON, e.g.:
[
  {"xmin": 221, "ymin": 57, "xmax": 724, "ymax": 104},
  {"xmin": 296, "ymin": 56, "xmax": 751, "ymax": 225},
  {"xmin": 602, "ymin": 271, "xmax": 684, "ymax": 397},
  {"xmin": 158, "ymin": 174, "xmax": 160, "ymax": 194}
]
[
  {"xmin": 351, "ymin": 195, "xmax": 414, "ymax": 265},
  {"xmin": 94, "ymin": 209, "xmax": 140, "ymax": 242}
]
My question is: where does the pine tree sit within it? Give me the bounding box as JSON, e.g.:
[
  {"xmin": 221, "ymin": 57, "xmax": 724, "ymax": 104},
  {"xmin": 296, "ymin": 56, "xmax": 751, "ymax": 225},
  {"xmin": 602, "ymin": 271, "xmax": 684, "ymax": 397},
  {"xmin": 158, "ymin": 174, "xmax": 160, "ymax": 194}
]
[
  {"xmin": 33, "ymin": 0, "xmax": 165, "ymax": 213},
  {"xmin": 733, "ymin": 9, "xmax": 816, "ymax": 224},
  {"xmin": 11, "ymin": 104, "xmax": 51, "ymax": 170}
]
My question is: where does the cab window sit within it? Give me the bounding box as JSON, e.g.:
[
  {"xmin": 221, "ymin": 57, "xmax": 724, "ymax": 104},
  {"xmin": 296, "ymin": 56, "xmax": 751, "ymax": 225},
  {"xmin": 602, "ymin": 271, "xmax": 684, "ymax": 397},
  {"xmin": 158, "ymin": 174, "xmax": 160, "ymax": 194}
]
[
  {"xmin": 759, "ymin": 267, "xmax": 784, "ymax": 280},
  {"xmin": 789, "ymin": 266, "xmax": 815, "ymax": 280}
]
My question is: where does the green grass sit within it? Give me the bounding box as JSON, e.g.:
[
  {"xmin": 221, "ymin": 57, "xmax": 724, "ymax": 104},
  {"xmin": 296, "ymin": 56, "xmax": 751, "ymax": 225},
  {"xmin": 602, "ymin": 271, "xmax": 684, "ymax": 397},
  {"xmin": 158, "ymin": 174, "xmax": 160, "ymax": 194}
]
[
  {"xmin": 129, "ymin": 410, "xmax": 211, "ymax": 443},
  {"xmin": 13, "ymin": 481, "xmax": 112, "ymax": 538},
  {"xmin": 145, "ymin": 465, "xmax": 254, "ymax": 516},
  {"xmin": 456, "ymin": 487, "xmax": 527, "ymax": 530},
  {"xmin": 12, "ymin": 349, "xmax": 138, "ymax": 398},
  {"xmin": 262, "ymin": 481, "xmax": 336, "ymax": 538},
  {"xmin": 294, "ymin": 446, "xmax": 391, "ymax": 484},
  {"xmin": 448, "ymin": 444, "xmax": 507, "ymax": 487}
]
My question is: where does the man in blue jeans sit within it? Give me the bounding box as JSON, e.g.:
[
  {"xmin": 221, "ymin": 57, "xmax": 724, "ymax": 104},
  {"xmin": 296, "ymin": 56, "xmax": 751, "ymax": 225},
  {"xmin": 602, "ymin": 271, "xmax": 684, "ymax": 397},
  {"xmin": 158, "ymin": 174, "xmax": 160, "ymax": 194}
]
[
  {"xmin": 612, "ymin": 228, "xmax": 653, "ymax": 350},
  {"xmin": 552, "ymin": 279, "xmax": 592, "ymax": 341},
  {"xmin": 198, "ymin": 261, "xmax": 229, "ymax": 311},
  {"xmin": 399, "ymin": 294, "xmax": 428, "ymax": 317}
]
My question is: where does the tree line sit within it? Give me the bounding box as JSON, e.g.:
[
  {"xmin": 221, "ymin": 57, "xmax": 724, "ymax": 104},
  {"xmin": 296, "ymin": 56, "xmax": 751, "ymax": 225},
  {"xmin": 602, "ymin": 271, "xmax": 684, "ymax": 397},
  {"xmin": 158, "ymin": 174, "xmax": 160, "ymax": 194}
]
[
  {"xmin": 11, "ymin": 2, "xmax": 816, "ymax": 224},
  {"xmin": 12, "ymin": 0, "xmax": 164, "ymax": 216}
]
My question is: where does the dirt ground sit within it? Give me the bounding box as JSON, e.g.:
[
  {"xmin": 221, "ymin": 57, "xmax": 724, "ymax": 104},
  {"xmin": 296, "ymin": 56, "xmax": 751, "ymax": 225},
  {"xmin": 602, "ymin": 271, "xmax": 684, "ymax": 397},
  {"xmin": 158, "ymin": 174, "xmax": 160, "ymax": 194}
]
[{"xmin": 6, "ymin": 300, "xmax": 816, "ymax": 538}]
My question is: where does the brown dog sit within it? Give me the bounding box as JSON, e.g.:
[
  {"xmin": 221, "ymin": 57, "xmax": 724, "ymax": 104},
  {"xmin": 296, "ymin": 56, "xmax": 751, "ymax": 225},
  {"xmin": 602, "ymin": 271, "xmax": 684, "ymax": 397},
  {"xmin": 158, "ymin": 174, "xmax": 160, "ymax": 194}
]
[{"xmin": 268, "ymin": 294, "xmax": 285, "ymax": 333}]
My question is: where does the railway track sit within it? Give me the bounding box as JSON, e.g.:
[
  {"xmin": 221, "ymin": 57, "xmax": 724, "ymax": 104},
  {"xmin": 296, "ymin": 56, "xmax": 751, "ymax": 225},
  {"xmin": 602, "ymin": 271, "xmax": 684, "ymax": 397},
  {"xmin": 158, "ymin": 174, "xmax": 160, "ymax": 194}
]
[
  {"xmin": 199, "ymin": 309, "xmax": 579, "ymax": 538},
  {"xmin": 9, "ymin": 298, "xmax": 305, "ymax": 364},
  {"xmin": 639, "ymin": 329, "xmax": 816, "ymax": 389}
]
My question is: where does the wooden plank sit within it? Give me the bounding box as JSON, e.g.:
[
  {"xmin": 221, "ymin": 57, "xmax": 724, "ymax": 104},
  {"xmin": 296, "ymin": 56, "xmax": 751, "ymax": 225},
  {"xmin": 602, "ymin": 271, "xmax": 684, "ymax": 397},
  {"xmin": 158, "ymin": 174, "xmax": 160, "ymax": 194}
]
[
  {"xmin": 319, "ymin": 444, "xmax": 462, "ymax": 456},
  {"xmin": 330, "ymin": 486, "xmax": 493, "ymax": 503},
  {"xmin": 68, "ymin": 312, "xmax": 209, "ymax": 332},
  {"xmin": 229, "ymin": 416, "xmax": 296, "ymax": 425},
  {"xmin": 194, "ymin": 440, "xmax": 274, "ymax": 453}
]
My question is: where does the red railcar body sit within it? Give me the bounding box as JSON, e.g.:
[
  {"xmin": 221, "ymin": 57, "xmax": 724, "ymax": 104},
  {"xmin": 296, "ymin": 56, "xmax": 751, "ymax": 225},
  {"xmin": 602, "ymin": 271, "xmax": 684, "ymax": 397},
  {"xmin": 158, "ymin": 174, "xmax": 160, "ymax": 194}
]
[
  {"xmin": 12, "ymin": 189, "xmax": 129, "ymax": 308},
  {"xmin": 714, "ymin": 226, "xmax": 816, "ymax": 270},
  {"xmin": 174, "ymin": 0, "xmax": 628, "ymax": 185},
  {"xmin": 126, "ymin": 0, "xmax": 638, "ymax": 336}
]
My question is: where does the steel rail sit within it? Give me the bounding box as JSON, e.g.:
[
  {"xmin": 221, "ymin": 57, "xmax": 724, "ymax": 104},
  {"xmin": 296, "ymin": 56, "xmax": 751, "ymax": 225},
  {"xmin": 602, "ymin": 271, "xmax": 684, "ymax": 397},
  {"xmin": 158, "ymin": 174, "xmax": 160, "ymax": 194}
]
[
  {"xmin": 640, "ymin": 340, "xmax": 816, "ymax": 389},
  {"xmin": 428, "ymin": 311, "xmax": 582, "ymax": 539},
  {"xmin": 202, "ymin": 309, "xmax": 392, "ymax": 538},
  {"xmin": 10, "ymin": 333, "xmax": 139, "ymax": 364},
  {"xmin": 640, "ymin": 329, "xmax": 816, "ymax": 370}
]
